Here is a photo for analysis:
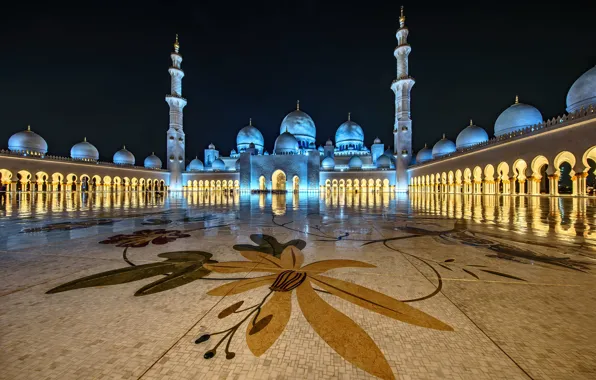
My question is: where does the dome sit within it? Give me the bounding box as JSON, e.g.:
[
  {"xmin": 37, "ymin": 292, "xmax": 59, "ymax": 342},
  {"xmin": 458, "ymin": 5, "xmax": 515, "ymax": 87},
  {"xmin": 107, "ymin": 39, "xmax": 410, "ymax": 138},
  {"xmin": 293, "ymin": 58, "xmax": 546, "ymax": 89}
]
[
  {"xmin": 113, "ymin": 146, "xmax": 135, "ymax": 165},
  {"xmin": 208, "ymin": 143, "xmax": 216, "ymax": 149},
  {"xmin": 566, "ymin": 66, "xmax": 596, "ymax": 113},
  {"xmin": 373, "ymin": 137, "xmax": 382, "ymax": 144},
  {"xmin": 494, "ymin": 97, "xmax": 543, "ymax": 136},
  {"xmin": 274, "ymin": 131, "xmax": 299, "ymax": 155},
  {"xmin": 456, "ymin": 120, "xmax": 489, "ymax": 149},
  {"xmin": 8, "ymin": 126, "xmax": 48, "ymax": 155},
  {"xmin": 325, "ymin": 138, "xmax": 333, "ymax": 146},
  {"xmin": 264, "ymin": 150, "xmax": 270, "ymax": 156},
  {"xmin": 317, "ymin": 145, "xmax": 324, "ymax": 152},
  {"xmin": 335, "ymin": 115, "xmax": 364, "ymax": 149},
  {"xmin": 187, "ymin": 157, "xmax": 204, "ymax": 172},
  {"xmin": 236, "ymin": 119, "xmax": 264, "ymax": 152},
  {"xmin": 348, "ymin": 155, "xmax": 363, "ymax": 169},
  {"xmin": 415, "ymin": 144, "xmax": 433, "ymax": 163},
  {"xmin": 212, "ymin": 158, "xmax": 225, "ymax": 171},
  {"xmin": 71, "ymin": 137, "xmax": 99, "ymax": 161},
  {"xmin": 280, "ymin": 104, "xmax": 316, "ymax": 147},
  {"xmin": 377, "ymin": 154, "xmax": 391, "ymax": 169},
  {"xmin": 144, "ymin": 153, "xmax": 162, "ymax": 169},
  {"xmin": 321, "ymin": 156, "xmax": 335, "ymax": 170},
  {"xmin": 432, "ymin": 135, "xmax": 456, "ymax": 158}
]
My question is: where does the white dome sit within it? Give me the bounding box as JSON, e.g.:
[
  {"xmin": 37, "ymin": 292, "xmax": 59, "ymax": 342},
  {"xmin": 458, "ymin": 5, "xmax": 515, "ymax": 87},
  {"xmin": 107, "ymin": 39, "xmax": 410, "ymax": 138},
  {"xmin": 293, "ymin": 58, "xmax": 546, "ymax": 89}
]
[
  {"xmin": 8, "ymin": 126, "xmax": 48, "ymax": 155},
  {"xmin": 71, "ymin": 138, "xmax": 99, "ymax": 161},
  {"xmin": 274, "ymin": 131, "xmax": 299, "ymax": 155},
  {"xmin": 236, "ymin": 120, "xmax": 264, "ymax": 153},
  {"xmin": 376, "ymin": 154, "xmax": 391, "ymax": 169},
  {"xmin": 348, "ymin": 155, "xmax": 363, "ymax": 169},
  {"xmin": 144, "ymin": 153, "xmax": 162, "ymax": 169},
  {"xmin": 456, "ymin": 120, "xmax": 489, "ymax": 149},
  {"xmin": 280, "ymin": 105, "xmax": 316, "ymax": 148},
  {"xmin": 208, "ymin": 143, "xmax": 216, "ymax": 149},
  {"xmin": 373, "ymin": 137, "xmax": 382, "ymax": 144},
  {"xmin": 187, "ymin": 157, "xmax": 204, "ymax": 171},
  {"xmin": 212, "ymin": 158, "xmax": 225, "ymax": 171},
  {"xmin": 321, "ymin": 156, "xmax": 335, "ymax": 169},
  {"xmin": 566, "ymin": 66, "xmax": 596, "ymax": 113},
  {"xmin": 335, "ymin": 116, "xmax": 364, "ymax": 149},
  {"xmin": 113, "ymin": 146, "xmax": 135, "ymax": 165},
  {"xmin": 432, "ymin": 135, "xmax": 456, "ymax": 159},
  {"xmin": 494, "ymin": 97, "xmax": 543, "ymax": 136},
  {"xmin": 415, "ymin": 144, "xmax": 432, "ymax": 163}
]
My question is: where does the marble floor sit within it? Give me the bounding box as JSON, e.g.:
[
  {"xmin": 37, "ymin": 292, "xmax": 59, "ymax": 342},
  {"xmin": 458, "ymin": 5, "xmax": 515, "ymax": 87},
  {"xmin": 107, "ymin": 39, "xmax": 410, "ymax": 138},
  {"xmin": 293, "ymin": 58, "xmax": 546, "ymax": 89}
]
[{"xmin": 0, "ymin": 191, "xmax": 595, "ymax": 380}]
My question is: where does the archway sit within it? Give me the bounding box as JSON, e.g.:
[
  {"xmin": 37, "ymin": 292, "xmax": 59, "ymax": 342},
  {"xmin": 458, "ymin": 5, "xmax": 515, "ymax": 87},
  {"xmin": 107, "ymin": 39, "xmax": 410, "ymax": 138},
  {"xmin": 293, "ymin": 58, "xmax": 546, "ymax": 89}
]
[
  {"xmin": 473, "ymin": 166, "xmax": 482, "ymax": 194},
  {"xmin": 293, "ymin": 176, "xmax": 300, "ymax": 192},
  {"xmin": 512, "ymin": 159, "xmax": 528, "ymax": 194},
  {"xmin": 531, "ymin": 155, "xmax": 549, "ymax": 195},
  {"xmin": 259, "ymin": 176, "xmax": 266, "ymax": 190},
  {"xmin": 554, "ymin": 151, "xmax": 576, "ymax": 195},
  {"xmin": 272, "ymin": 170, "xmax": 286, "ymax": 191}
]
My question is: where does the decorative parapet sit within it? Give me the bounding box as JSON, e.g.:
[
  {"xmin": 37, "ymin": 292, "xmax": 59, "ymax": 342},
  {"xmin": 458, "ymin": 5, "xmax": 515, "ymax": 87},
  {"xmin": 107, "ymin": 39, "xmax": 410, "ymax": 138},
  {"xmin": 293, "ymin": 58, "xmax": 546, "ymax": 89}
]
[
  {"xmin": 0, "ymin": 150, "xmax": 168, "ymax": 172},
  {"xmin": 410, "ymin": 105, "xmax": 595, "ymax": 168}
]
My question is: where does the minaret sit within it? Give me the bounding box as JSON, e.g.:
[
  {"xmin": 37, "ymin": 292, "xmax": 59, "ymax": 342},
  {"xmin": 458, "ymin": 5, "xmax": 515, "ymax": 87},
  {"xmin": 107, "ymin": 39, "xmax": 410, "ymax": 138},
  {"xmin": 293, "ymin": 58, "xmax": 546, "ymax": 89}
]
[
  {"xmin": 391, "ymin": 6, "xmax": 415, "ymax": 192},
  {"xmin": 165, "ymin": 34, "xmax": 187, "ymax": 191}
]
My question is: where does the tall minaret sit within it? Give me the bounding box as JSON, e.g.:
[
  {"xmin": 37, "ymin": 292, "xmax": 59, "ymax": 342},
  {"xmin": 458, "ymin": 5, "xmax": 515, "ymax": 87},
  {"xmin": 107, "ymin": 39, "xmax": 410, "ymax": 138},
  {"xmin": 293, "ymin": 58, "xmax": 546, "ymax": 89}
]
[
  {"xmin": 165, "ymin": 34, "xmax": 187, "ymax": 191},
  {"xmin": 391, "ymin": 6, "xmax": 415, "ymax": 192}
]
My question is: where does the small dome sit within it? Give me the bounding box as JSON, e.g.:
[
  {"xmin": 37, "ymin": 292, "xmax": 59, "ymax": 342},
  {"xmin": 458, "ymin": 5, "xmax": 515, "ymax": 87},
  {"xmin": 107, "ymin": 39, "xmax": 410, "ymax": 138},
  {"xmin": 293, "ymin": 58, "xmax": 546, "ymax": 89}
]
[
  {"xmin": 566, "ymin": 66, "xmax": 596, "ymax": 113},
  {"xmin": 494, "ymin": 97, "xmax": 543, "ymax": 136},
  {"xmin": 415, "ymin": 144, "xmax": 433, "ymax": 163},
  {"xmin": 8, "ymin": 126, "xmax": 48, "ymax": 155},
  {"xmin": 264, "ymin": 150, "xmax": 270, "ymax": 156},
  {"xmin": 274, "ymin": 131, "xmax": 299, "ymax": 155},
  {"xmin": 234, "ymin": 159, "xmax": 240, "ymax": 170},
  {"xmin": 325, "ymin": 138, "xmax": 333, "ymax": 146},
  {"xmin": 113, "ymin": 146, "xmax": 135, "ymax": 165},
  {"xmin": 231, "ymin": 148, "xmax": 237, "ymax": 155},
  {"xmin": 373, "ymin": 137, "xmax": 382, "ymax": 144},
  {"xmin": 335, "ymin": 115, "xmax": 364, "ymax": 149},
  {"xmin": 317, "ymin": 145, "xmax": 324, "ymax": 152},
  {"xmin": 208, "ymin": 143, "xmax": 216, "ymax": 149},
  {"xmin": 212, "ymin": 158, "xmax": 225, "ymax": 171},
  {"xmin": 71, "ymin": 137, "xmax": 99, "ymax": 161},
  {"xmin": 348, "ymin": 155, "xmax": 363, "ymax": 169},
  {"xmin": 236, "ymin": 120, "xmax": 264, "ymax": 152},
  {"xmin": 187, "ymin": 157, "xmax": 204, "ymax": 171},
  {"xmin": 321, "ymin": 156, "xmax": 335, "ymax": 169},
  {"xmin": 377, "ymin": 154, "xmax": 391, "ymax": 169},
  {"xmin": 280, "ymin": 104, "xmax": 316, "ymax": 146},
  {"xmin": 144, "ymin": 153, "xmax": 162, "ymax": 169},
  {"xmin": 456, "ymin": 120, "xmax": 489, "ymax": 149},
  {"xmin": 432, "ymin": 135, "xmax": 456, "ymax": 158}
]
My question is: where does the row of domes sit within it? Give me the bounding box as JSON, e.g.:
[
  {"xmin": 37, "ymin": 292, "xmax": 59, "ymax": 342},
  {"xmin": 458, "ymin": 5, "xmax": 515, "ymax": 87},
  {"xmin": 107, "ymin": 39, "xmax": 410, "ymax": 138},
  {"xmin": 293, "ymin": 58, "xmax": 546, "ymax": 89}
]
[{"xmin": 7, "ymin": 128, "xmax": 163, "ymax": 169}]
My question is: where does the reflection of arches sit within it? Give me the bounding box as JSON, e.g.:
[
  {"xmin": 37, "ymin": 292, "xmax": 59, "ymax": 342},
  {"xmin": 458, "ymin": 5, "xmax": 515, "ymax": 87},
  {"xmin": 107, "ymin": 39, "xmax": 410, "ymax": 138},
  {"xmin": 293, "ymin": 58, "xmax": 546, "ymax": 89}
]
[
  {"xmin": 272, "ymin": 170, "xmax": 286, "ymax": 191},
  {"xmin": 293, "ymin": 176, "xmax": 300, "ymax": 192}
]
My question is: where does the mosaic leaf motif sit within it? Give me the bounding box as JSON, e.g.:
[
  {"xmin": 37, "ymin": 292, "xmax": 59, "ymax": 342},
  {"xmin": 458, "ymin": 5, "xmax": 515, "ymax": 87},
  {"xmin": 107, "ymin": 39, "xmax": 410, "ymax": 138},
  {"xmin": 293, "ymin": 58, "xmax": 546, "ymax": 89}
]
[
  {"xmin": 232, "ymin": 234, "xmax": 306, "ymax": 257},
  {"xmin": 99, "ymin": 229, "xmax": 191, "ymax": 248},
  {"xmin": 199, "ymin": 247, "xmax": 453, "ymax": 379},
  {"xmin": 20, "ymin": 219, "xmax": 115, "ymax": 233},
  {"xmin": 46, "ymin": 251, "xmax": 215, "ymax": 296},
  {"xmin": 141, "ymin": 218, "xmax": 172, "ymax": 226}
]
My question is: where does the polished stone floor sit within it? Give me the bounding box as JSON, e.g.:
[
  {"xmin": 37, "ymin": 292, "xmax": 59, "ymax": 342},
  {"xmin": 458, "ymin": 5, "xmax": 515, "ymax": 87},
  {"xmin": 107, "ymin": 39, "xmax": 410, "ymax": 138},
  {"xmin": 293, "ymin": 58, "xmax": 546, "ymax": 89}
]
[{"xmin": 0, "ymin": 191, "xmax": 595, "ymax": 380}]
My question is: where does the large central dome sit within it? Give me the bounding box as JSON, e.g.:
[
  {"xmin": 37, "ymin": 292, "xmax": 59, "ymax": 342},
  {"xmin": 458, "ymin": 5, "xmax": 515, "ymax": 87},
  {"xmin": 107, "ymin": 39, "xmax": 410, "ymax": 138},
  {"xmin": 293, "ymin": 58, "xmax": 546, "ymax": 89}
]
[
  {"xmin": 279, "ymin": 102, "xmax": 316, "ymax": 148},
  {"xmin": 335, "ymin": 115, "xmax": 364, "ymax": 150},
  {"xmin": 494, "ymin": 97, "xmax": 542, "ymax": 136},
  {"xmin": 566, "ymin": 66, "xmax": 596, "ymax": 113},
  {"xmin": 236, "ymin": 119, "xmax": 264, "ymax": 153}
]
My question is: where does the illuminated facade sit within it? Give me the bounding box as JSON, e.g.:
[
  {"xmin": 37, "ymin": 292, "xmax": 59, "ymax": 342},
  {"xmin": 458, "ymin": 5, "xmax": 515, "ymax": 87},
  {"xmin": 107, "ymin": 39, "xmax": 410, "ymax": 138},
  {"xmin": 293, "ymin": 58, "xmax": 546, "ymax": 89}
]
[{"xmin": 1, "ymin": 9, "xmax": 594, "ymax": 196}]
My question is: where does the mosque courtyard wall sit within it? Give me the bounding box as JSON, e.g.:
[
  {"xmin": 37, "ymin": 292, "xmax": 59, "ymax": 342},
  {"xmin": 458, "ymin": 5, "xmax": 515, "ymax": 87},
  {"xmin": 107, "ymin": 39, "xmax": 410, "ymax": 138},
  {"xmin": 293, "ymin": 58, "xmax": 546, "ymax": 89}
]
[{"xmin": 408, "ymin": 108, "xmax": 596, "ymax": 196}]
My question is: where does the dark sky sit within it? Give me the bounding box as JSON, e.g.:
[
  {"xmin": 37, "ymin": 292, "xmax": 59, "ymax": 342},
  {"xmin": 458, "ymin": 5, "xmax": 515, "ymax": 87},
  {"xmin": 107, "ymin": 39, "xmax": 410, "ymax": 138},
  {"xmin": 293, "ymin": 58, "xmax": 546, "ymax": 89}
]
[{"xmin": 1, "ymin": 1, "xmax": 594, "ymax": 163}]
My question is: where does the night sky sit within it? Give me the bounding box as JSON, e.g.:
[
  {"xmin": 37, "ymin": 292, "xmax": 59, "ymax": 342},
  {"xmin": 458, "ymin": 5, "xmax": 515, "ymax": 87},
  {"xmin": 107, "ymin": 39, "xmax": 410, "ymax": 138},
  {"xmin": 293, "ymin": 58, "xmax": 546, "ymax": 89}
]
[{"xmin": 1, "ymin": 1, "xmax": 594, "ymax": 163}]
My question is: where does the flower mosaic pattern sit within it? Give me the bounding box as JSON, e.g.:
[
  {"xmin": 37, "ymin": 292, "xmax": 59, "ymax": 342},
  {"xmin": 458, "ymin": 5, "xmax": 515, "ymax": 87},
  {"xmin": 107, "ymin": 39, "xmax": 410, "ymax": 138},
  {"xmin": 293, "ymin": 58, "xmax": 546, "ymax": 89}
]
[
  {"xmin": 232, "ymin": 234, "xmax": 306, "ymax": 257},
  {"xmin": 99, "ymin": 229, "xmax": 191, "ymax": 248},
  {"xmin": 198, "ymin": 247, "xmax": 453, "ymax": 380}
]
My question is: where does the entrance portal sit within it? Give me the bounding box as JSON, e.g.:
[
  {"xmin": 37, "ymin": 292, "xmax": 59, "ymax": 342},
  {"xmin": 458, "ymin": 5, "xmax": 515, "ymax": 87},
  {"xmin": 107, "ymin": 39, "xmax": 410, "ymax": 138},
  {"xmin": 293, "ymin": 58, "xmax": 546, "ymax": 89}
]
[{"xmin": 272, "ymin": 170, "xmax": 286, "ymax": 191}]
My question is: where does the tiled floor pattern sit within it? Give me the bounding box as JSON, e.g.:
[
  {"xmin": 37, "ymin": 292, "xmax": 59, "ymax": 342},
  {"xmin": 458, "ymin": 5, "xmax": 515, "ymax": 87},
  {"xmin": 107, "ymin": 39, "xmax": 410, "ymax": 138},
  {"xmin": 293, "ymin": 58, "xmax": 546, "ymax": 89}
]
[{"xmin": 1, "ymin": 193, "xmax": 595, "ymax": 379}]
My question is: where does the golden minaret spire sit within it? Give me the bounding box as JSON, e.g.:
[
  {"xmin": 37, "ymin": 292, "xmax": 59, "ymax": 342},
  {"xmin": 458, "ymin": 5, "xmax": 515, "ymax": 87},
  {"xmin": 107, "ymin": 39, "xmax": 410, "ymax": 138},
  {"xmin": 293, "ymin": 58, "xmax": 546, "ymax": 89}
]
[
  {"xmin": 27, "ymin": 125, "xmax": 31, "ymax": 131},
  {"xmin": 296, "ymin": 100, "xmax": 300, "ymax": 110},
  {"xmin": 174, "ymin": 34, "xmax": 180, "ymax": 53},
  {"xmin": 515, "ymin": 95, "xmax": 519, "ymax": 104},
  {"xmin": 249, "ymin": 118, "xmax": 252, "ymax": 126},
  {"xmin": 470, "ymin": 119, "xmax": 473, "ymax": 126},
  {"xmin": 348, "ymin": 112, "xmax": 351, "ymax": 121},
  {"xmin": 399, "ymin": 6, "xmax": 406, "ymax": 28}
]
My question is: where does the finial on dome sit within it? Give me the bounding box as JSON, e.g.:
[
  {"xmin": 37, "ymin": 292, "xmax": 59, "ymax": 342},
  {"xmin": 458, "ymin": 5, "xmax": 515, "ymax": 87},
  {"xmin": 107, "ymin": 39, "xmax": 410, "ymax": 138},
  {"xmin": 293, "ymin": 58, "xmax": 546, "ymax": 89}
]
[
  {"xmin": 399, "ymin": 6, "xmax": 406, "ymax": 27},
  {"xmin": 470, "ymin": 119, "xmax": 473, "ymax": 126},
  {"xmin": 123, "ymin": 144, "xmax": 126, "ymax": 149},
  {"xmin": 249, "ymin": 117, "xmax": 252, "ymax": 126},
  {"xmin": 515, "ymin": 95, "xmax": 519, "ymax": 104},
  {"xmin": 152, "ymin": 152, "xmax": 155, "ymax": 155},
  {"xmin": 174, "ymin": 34, "xmax": 180, "ymax": 53},
  {"xmin": 424, "ymin": 143, "xmax": 427, "ymax": 147},
  {"xmin": 84, "ymin": 137, "xmax": 87, "ymax": 142},
  {"xmin": 442, "ymin": 133, "xmax": 446, "ymax": 139},
  {"xmin": 348, "ymin": 112, "xmax": 351, "ymax": 121},
  {"xmin": 27, "ymin": 125, "xmax": 31, "ymax": 131},
  {"xmin": 296, "ymin": 99, "xmax": 300, "ymax": 110}
]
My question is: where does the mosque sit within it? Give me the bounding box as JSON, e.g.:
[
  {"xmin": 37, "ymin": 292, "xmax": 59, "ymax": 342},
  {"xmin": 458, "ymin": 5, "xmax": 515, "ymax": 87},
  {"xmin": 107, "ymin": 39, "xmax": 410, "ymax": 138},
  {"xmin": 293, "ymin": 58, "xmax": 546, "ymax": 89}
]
[{"xmin": 0, "ymin": 8, "xmax": 595, "ymax": 196}]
